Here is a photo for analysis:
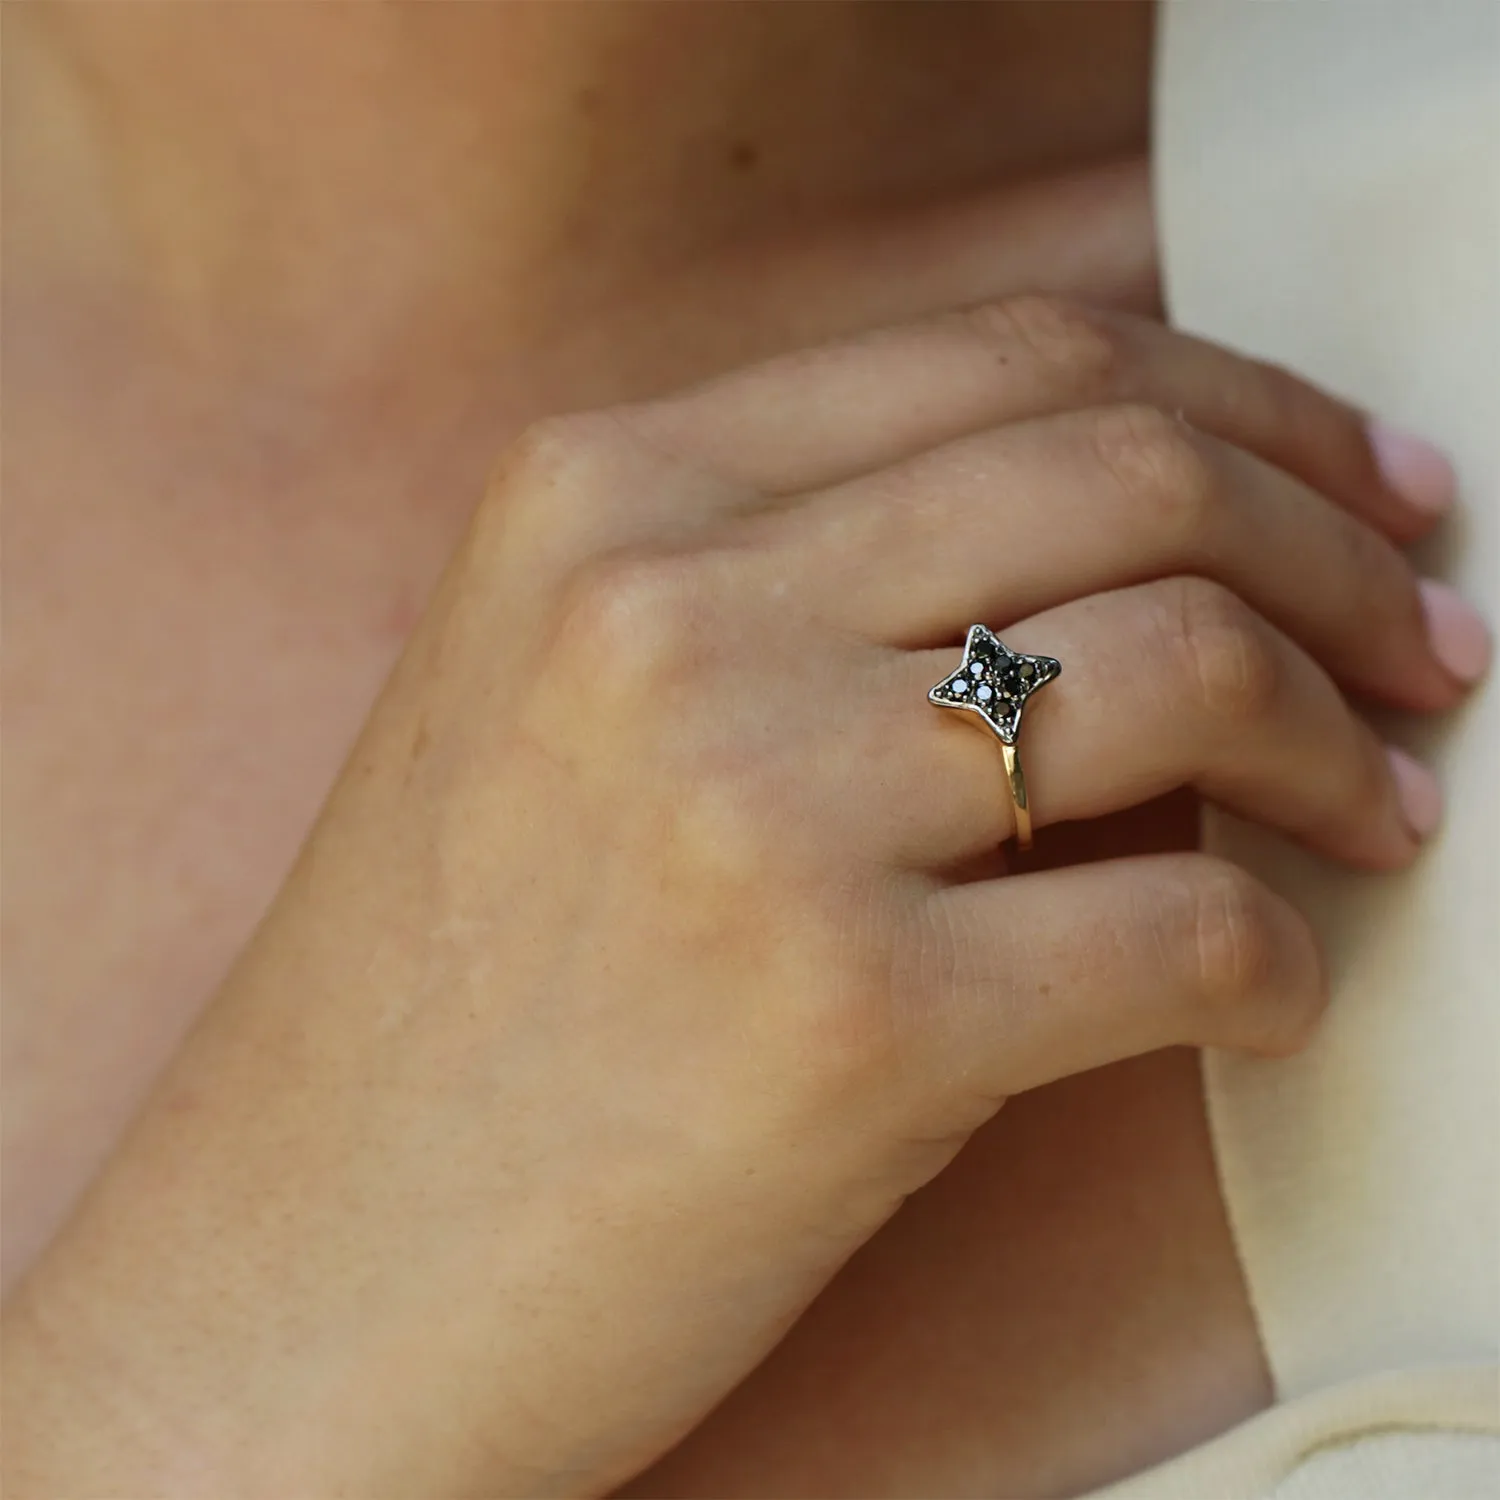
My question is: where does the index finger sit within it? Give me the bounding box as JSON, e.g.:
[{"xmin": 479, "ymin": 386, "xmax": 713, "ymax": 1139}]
[{"xmin": 620, "ymin": 297, "xmax": 1448, "ymax": 542}]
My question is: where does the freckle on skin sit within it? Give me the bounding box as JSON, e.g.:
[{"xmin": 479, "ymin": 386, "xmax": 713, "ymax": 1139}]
[{"xmin": 728, "ymin": 139, "xmax": 760, "ymax": 173}]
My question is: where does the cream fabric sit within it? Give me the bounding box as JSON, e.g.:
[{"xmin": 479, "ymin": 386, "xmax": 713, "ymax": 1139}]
[
  {"xmin": 1266, "ymin": 1429, "xmax": 1500, "ymax": 1500},
  {"xmin": 1093, "ymin": 1365, "xmax": 1498, "ymax": 1500},
  {"xmin": 1092, "ymin": 3, "xmax": 1500, "ymax": 1495}
]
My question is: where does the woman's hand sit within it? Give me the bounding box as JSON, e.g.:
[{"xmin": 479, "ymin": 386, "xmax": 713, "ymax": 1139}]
[{"xmin": 3, "ymin": 298, "xmax": 1482, "ymax": 1498}]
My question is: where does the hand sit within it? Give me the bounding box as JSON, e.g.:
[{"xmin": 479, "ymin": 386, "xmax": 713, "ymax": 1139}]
[{"xmin": 3, "ymin": 297, "xmax": 1481, "ymax": 1498}]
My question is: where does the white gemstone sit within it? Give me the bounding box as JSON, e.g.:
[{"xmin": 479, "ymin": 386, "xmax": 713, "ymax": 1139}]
[
  {"xmin": 949, "ymin": 677, "xmax": 969, "ymax": 694},
  {"xmin": 976, "ymin": 684, "xmax": 994, "ymax": 701},
  {"xmin": 970, "ymin": 661, "xmax": 986, "ymax": 677}
]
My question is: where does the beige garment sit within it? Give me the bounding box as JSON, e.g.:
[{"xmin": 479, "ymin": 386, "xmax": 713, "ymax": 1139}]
[
  {"xmin": 1093, "ymin": 4, "xmax": 1500, "ymax": 1496},
  {"xmin": 1097, "ymin": 1365, "xmax": 1498, "ymax": 1500}
]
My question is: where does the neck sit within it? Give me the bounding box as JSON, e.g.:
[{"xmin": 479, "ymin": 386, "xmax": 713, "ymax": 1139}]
[
  {"xmin": 8, "ymin": 5, "xmax": 701, "ymax": 381},
  {"xmin": 7, "ymin": 3, "xmax": 1153, "ymax": 396}
]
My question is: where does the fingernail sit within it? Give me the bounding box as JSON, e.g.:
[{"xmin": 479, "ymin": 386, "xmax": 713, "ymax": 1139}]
[
  {"xmin": 1387, "ymin": 747, "xmax": 1443, "ymax": 841},
  {"xmin": 1368, "ymin": 420, "xmax": 1456, "ymax": 514},
  {"xmin": 1420, "ymin": 579, "xmax": 1493, "ymax": 684}
]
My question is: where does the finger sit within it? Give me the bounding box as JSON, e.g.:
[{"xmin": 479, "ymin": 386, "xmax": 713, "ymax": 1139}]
[
  {"xmin": 778, "ymin": 403, "xmax": 1464, "ymax": 712},
  {"xmin": 900, "ymin": 853, "xmax": 1326, "ymax": 1102},
  {"xmin": 619, "ymin": 296, "xmax": 1439, "ymax": 540},
  {"xmin": 878, "ymin": 578, "xmax": 1432, "ymax": 871}
]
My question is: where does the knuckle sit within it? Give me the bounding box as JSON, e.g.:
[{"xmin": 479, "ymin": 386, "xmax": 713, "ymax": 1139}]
[
  {"xmin": 967, "ymin": 293, "xmax": 1122, "ymax": 391},
  {"xmin": 1188, "ymin": 863, "xmax": 1283, "ymax": 1007},
  {"xmin": 552, "ymin": 549, "xmax": 707, "ymax": 695},
  {"xmin": 1161, "ymin": 576, "xmax": 1281, "ymax": 725},
  {"xmin": 1090, "ymin": 404, "xmax": 1217, "ymax": 544},
  {"xmin": 473, "ymin": 412, "xmax": 631, "ymax": 560},
  {"xmin": 488, "ymin": 412, "xmax": 624, "ymax": 497},
  {"xmin": 1176, "ymin": 859, "xmax": 1326, "ymax": 1053}
]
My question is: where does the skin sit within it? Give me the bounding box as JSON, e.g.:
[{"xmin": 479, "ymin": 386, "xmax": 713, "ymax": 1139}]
[
  {"xmin": 3, "ymin": 288, "xmax": 1480, "ymax": 1496},
  {"xmin": 4, "ymin": 0, "xmax": 1160, "ymax": 1290},
  {"xmin": 2, "ymin": 5, "xmax": 1487, "ymax": 1496}
]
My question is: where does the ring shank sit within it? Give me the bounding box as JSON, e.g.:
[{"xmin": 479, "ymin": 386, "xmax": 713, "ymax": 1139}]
[{"xmin": 1000, "ymin": 741, "xmax": 1033, "ymax": 850}]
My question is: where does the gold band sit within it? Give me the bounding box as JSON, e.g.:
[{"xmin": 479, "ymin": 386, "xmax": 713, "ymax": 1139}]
[
  {"xmin": 927, "ymin": 626, "xmax": 1059, "ymax": 855},
  {"xmin": 1000, "ymin": 741, "xmax": 1033, "ymax": 851}
]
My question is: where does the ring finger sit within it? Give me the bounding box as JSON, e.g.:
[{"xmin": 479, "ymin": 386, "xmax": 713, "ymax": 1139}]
[{"xmin": 875, "ymin": 576, "xmax": 1433, "ymax": 871}]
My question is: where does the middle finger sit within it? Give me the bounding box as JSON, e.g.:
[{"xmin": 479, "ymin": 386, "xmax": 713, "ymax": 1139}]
[{"xmin": 763, "ymin": 402, "xmax": 1468, "ymax": 712}]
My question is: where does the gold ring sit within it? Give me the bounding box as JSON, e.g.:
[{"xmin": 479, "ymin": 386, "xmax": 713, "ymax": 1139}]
[{"xmin": 927, "ymin": 624, "xmax": 1061, "ymax": 852}]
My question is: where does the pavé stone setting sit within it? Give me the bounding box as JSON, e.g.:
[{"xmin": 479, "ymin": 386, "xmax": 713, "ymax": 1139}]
[{"xmin": 927, "ymin": 624, "xmax": 1061, "ymax": 745}]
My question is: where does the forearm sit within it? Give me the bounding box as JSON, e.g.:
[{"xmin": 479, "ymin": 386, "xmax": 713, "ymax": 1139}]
[
  {"xmin": 3, "ymin": 986, "xmax": 423, "ymax": 1496},
  {"xmin": 2, "ymin": 927, "xmax": 570, "ymax": 1497},
  {"xmin": 0, "ymin": 846, "xmax": 838, "ymax": 1500}
]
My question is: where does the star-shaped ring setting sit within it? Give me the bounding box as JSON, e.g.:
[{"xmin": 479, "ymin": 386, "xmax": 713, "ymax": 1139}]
[{"xmin": 927, "ymin": 624, "xmax": 1061, "ymax": 745}]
